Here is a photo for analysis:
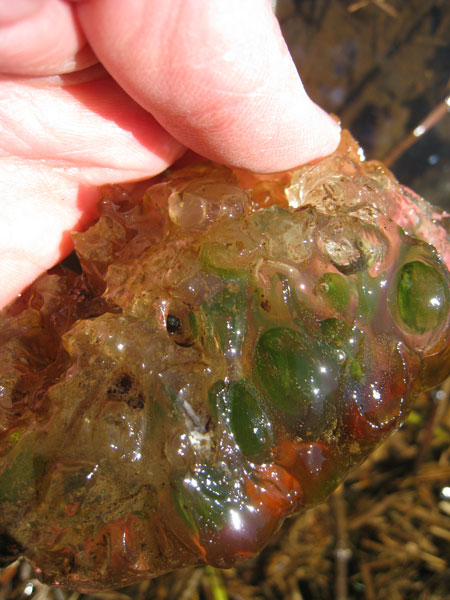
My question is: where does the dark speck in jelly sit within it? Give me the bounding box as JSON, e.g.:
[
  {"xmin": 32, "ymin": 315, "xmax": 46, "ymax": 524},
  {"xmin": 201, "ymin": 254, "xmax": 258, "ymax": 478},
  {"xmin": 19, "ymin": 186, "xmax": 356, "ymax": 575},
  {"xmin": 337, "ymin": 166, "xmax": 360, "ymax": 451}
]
[{"xmin": 166, "ymin": 314, "xmax": 182, "ymax": 334}]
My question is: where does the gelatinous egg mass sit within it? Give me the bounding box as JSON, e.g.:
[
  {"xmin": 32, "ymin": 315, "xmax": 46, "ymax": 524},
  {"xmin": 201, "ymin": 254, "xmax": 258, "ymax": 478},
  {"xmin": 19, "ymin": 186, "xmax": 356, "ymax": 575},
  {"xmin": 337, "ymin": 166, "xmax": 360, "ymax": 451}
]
[{"xmin": 0, "ymin": 131, "xmax": 449, "ymax": 591}]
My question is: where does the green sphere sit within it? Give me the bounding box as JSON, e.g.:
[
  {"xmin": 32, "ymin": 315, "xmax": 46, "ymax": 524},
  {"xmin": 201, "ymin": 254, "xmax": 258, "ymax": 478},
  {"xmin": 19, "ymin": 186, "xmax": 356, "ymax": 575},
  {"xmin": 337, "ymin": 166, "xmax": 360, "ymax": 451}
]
[{"xmin": 397, "ymin": 261, "xmax": 449, "ymax": 334}]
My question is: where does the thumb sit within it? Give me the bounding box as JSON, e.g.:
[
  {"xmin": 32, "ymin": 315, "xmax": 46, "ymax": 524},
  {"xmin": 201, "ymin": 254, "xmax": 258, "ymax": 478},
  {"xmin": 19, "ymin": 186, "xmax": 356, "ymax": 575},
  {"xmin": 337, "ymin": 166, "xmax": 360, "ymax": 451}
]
[{"xmin": 76, "ymin": 0, "xmax": 340, "ymax": 172}]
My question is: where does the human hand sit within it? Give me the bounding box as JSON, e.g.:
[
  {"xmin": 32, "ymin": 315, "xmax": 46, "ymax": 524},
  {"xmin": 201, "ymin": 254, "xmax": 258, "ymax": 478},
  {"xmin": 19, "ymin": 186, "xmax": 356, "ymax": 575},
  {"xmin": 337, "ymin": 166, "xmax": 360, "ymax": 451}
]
[{"xmin": 0, "ymin": 0, "xmax": 340, "ymax": 308}]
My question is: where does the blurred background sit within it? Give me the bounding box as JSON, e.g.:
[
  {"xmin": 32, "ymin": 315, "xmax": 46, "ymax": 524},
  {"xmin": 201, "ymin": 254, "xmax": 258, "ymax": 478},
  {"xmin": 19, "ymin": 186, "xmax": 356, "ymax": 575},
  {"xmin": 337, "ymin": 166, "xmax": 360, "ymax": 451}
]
[{"xmin": 1, "ymin": 1, "xmax": 449, "ymax": 599}]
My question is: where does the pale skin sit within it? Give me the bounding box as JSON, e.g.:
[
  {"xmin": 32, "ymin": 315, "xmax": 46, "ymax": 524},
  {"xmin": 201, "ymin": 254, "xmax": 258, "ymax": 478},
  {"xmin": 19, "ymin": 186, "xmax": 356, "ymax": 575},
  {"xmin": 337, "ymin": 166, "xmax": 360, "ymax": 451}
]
[{"xmin": 0, "ymin": 0, "xmax": 340, "ymax": 309}]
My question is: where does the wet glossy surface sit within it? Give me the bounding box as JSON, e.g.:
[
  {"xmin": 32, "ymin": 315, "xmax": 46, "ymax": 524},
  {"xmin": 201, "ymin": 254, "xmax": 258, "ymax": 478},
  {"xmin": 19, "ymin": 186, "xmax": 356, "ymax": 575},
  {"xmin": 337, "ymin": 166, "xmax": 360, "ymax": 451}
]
[{"xmin": 0, "ymin": 132, "xmax": 449, "ymax": 590}]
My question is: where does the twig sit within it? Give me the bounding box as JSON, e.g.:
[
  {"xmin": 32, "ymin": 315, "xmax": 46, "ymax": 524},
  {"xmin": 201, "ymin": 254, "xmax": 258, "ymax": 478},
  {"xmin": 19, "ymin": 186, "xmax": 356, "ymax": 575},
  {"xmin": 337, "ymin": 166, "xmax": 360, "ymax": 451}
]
[
  {"xmin": 179, "ymin": 569, "xmax": 203, "ymax": 600},
  {"xmin": 413, "ymin": 378, "xmax": 450, "ymax": 472},
  {"xmin": 383, "ymin": 94, "xmax": 450, "ymax": 167},
  {"xmin": 360, "ymin": 562, "xmax": 376, "ymax": 600},
  {"xmin": 332, "ymin": 486, "xmax": 351, "ymax": 600},
  {"xmin": 348, "ymin": 1, "xmax": 399, "ymax": 18},
  {"xmin": 204, "ymin": 567, "xmax": 228, "ymax": 600}
]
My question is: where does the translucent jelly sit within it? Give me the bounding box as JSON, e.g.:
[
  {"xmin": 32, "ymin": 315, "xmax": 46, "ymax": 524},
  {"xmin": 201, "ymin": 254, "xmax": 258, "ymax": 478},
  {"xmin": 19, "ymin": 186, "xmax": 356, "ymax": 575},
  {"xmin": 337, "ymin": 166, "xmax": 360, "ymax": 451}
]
[{"xmin": 0, "ymin": 132, "xmax": 449, "ymax": 590}]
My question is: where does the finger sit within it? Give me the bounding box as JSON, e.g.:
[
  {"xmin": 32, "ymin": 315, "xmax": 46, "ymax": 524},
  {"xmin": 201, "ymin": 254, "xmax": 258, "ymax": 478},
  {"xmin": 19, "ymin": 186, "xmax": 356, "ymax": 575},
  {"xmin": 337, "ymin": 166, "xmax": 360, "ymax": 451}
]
[
  {"xmin": 76, "ymin": 0, "xmax": 340, "ymax": 172},
  {"xmin": 0, "ymin": 159, "xmax": 99, "ymax": 308},
  {"xmin": 0, "ymin": 77, "xmax": 184, "ymax": 183},
  {"xmin": 0, "ymin": 0, "xmax": 96, "ymax": 75}
]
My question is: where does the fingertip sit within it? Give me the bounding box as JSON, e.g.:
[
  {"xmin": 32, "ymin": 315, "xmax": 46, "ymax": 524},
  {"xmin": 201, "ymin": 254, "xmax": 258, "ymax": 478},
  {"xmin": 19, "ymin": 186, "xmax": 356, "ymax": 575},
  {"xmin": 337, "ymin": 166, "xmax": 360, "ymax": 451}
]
[{"xmin": 267, "ymin": 103, "xmax": 341, "ymax": 172}]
